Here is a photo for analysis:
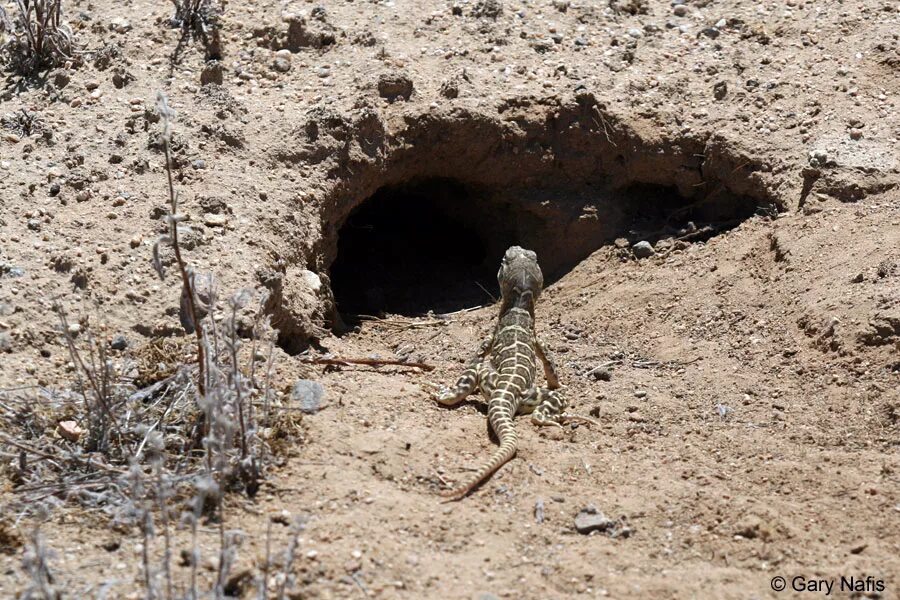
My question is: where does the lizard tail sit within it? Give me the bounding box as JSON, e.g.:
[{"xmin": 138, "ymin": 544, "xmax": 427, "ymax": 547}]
[{"xmin": 440, "ymin": 429, "xmax": 518, "ymax": 501}]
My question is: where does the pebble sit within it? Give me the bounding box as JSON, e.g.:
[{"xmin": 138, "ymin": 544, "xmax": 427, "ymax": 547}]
[
  {"xmin": 574, "ymin": 507, "xmax": 614, "ymax": 534},
  {"xmin": 808, "ymin": 149, "xmax": 828, "ymax": 167},
  {"xmin": 849, "ymin": 128, "xmax": 863, "ymax": 140},
  {"xmin": 632, "ymin": 240, "xmax": 655, "ymax": 258},
  {"xmin": 203, "ymin": 213, "xmax": 227, "ymax": 227},
  {"xmin": 713, "ymin": 81, "xmax": 728, "ymax": 100},
  {"xmin": 292, "ymin": 379, "xmax": 325, "ymax": 414},
  {"xmin": 673, "ymin": 4, "xmax": 688, "ymax": 16},
  {"xmin": 109, "ymin": 17, "xmax": 131, "ymax": 33},
  {"xmin": 110, "ymin": 335, "xmax": 129, "ymax": 350},
  {"xmin": 272, "ymin": 57, "xmax": 292, "ymax": 73},
  {"xmin": 627, "ymin": 28, "xmax": 643, "ymax": 39},
  {"xmin": 634, "ymin": 390, "xmax": 648, "ymax": 398}
]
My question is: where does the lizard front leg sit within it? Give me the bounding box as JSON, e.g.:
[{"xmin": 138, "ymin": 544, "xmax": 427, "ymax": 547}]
[
  {"xmin": 434, "ymin": 336, "xmax": 493, "ymax": 406},
  {"xmin": 534, "ymin": 336, "xmax": 561, "ymax": 390}
]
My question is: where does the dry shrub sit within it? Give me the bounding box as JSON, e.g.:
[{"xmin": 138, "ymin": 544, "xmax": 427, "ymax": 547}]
[{"xmin": 0, "ymin": 0, "xmax": 74, "ymax": 74}]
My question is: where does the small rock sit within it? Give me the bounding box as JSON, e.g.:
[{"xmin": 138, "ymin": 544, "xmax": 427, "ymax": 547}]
[
  {"xmin": 634, "ymin": 390, "xmax": 647, "ymax": 398},
  {"xmin": 632, "ymin": 241, "xmax": 655, "ymax": 258},
  {"xmin": 627, "ymin": 28, "xmax": 643, "ymax": 39},
  {"xmin": 272, "ymin": 57, "xmax": 292, "ymax": 73},
  {"xmin": 440, "ymin": 80, "xmax": 459, "ymax": 99},
  {"xmin": 192, "ymin": 159, "xmax": 206, "ymax": 170},
  {"xmin": 292, "ymin": 379, "xmax": 325, "ymax": 414},
  {"xmin": 27, "ymin": 219, "xmax": 41, "ymax": 232},
  {"xmin": 110, "ymin": 335, "xmax": 129, "ymax": 350},
  {"xmin": 109, "ymin": 17, "xmax": 131, "ymax": 33},
  {"xmin": 52, "ymin": 70, "xmax": 70, "ymax": 88},
  {"xmin": 591, "ymin": 368, "xmax": 611, "ymax": 381},
  {"xmin": 57, "ymin": 420, "xmax": 84, "ymax": 442},
  {"xmin": 574, "ymin": 507, "xmax": 614, "ymax": 534},
  {"xmin": 808, "ymin": 149, "xmax": 828, "ymax": 167},
  {"xmin": 713, "ymin": 81, "xmax": 727, "ymax": 100},
  {"xmin": 49, "ymin": 182, "xmax": 61, "ymax": 196},
  {"xmin": 673, "ymin": 4, "xmax": 688, "ymax": 16},
  {"xmin": 700, "ymin": 27, "xmax": 720, "ymax": 39},
  {"xmin": 849, "ymin": 128, "xmax": 863, "ymax": 141},
  {"xmin": 203, "ymin": 213, "xmax": 227, "ymax": 227},
  {"xmin": 112, "ymin": 69, "xmax": 135, "ymax": 89},
  {"xmin": 378, "ymin": 72, "xmax": 414, "ymax": 102},
  {"xmin": 201, "ymin": 61, "xmax": 224, "ymax": 86}
]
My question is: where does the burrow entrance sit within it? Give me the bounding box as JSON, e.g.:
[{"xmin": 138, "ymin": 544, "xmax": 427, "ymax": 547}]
[
  {"xmin": 267, "ymin": 99, "xmax": 786, "ymax": 347},
  {"xmin": 329, "ymin": 177, "xmax": 764, "ymax": 321}
]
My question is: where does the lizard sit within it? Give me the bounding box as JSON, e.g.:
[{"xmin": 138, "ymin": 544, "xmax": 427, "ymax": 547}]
[{"xmin": 433, "ymin": 246, "xmax": 597, "ymax": 500}]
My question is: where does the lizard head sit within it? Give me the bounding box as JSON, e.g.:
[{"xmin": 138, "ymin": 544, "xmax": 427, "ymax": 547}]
[{"xmin": 498, "ymin": 246, "xmax": 543, "ymax": 310}]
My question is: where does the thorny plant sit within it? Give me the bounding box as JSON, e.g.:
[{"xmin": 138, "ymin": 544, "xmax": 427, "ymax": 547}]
[{"xmin": 0, "ymin": 0, "xmax": 73, "ymax": 74}]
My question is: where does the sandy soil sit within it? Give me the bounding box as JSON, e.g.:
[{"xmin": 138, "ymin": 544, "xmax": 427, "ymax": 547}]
[{"xmin": 1, "ymin": 0, "xmax": 899, "ymax": 598}]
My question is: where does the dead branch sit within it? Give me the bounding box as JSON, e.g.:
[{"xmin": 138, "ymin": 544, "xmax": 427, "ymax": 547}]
[{"xmin": 298, "ymin": 356, "xmax": 435, "ymax": 371}]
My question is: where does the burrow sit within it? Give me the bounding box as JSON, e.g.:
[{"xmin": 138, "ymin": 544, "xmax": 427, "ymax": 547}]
[{"xmin": 264, "ymin": 93, "xmax": 789, "ymax": 353}]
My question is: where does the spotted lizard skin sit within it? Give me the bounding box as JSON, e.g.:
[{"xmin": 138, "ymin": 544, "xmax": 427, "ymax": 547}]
[{"xmin": 435, "ymin": 246, "xmax": 595, "ymax": 500}]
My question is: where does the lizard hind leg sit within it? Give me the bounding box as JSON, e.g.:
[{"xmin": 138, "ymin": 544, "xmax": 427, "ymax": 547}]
[
  {"xmin": 526, "ymin": 387, "xmax": 567, "ymax": 429},
  {"xmin": 434, "ymin": 336, "xmax": 493, "ymax": 406},
  {"xmin": 524, "ymin": 387, "xmax": 601, "ymax": 428},
  {"xmin": 434, "ymin": 361, "xmax": 482, "ymax": 406}
]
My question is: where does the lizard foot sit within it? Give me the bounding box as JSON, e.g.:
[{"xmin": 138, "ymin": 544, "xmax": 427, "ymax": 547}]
[{"xmin": 559, "ymin": 413, "xmax": 601, "ymax": 427}]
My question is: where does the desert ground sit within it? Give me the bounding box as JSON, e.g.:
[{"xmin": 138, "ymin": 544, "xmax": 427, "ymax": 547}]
[{"xmin": 0, "ymin": 0, "xmax": 898, "ymax": 598}]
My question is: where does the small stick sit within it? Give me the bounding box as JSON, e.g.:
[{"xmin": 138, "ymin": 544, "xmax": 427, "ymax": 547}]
[
  {"xmin": 0, "ymin": 432, "xmax": 125, "ymax": 474},
  {"xmin": 298, "ymin": 357, "xmax": 435, "ymax": 371}
]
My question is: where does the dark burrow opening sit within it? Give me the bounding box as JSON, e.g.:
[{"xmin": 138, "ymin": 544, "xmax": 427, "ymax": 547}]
[
  {"xmin": 330, "ymin": 179, "xmax": 515, "ymax": 320},
  {"xmin": 329, "ymin": 177, "xmax": 765, "ymax": 322}
]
